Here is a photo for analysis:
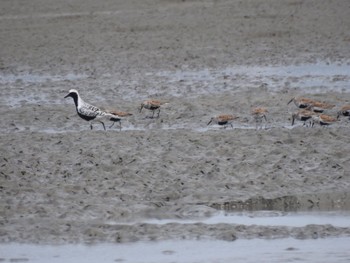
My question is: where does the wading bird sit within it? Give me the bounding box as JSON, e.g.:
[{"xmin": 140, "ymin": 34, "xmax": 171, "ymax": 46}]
[
  {"xmin": 207, "ymin": 114, "xmax": 239, "ymax": 129},
  {"xmin": 251, "ymin": 107, "xmax": 268, "ymax": 130},
  {"xmin": 337, "ymin": 105, "xmax": 350, "ymax": 119},
  {"xmin": 287, "ymin": 97, "xmax": 316, "ymax": 109},
  {"xmin": 139, "ymin": 99, "xmax": 167, "ymax": 118},
  {"xmin": 64, "ymin": 89, "xmax": 123, "ymax": 130},
  {"xmin": 311, "ymin": 114, "xmax": 337, "ymax": 127},
  {"xmin": 291, "ymin": 109, "xmax": 316, "ymax": 127},
  {"xmin": 309, "ymin": 101, "xmax": 335, "ymax": 113}
]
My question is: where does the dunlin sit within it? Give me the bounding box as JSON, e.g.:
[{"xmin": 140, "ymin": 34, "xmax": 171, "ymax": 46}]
[
  {"xmin": 64, "ymin": 89, "xmax": 123, "ymax": 130},
  {"xmin": 287, "ymin": 97, "xmax": 316, "ymax": 109},
  {"xmin": 207, "ymin": 114, "xmax": 239, "ymax": 129},
  {"xmin": 139, "ymin": 99, "xmax": 166, "ymax": 118},
  {"xmin": 311, "ymin": 114, "xmax": 337, "ymax": 127},
  {"xmin": 309, "ymin": 101, "xmax": 335, "ymax": 113},
  {"xmin": 251, "ymin": 107, "xmax": 268, "ymax": 130},
  {"xmin": 291, "ymin": 109, "xmax": 316, "ymax": 126},
  {"xmin": 337, "ymin": 105, "xmax": 350, "ymax": 119},
  {"xmin": 288, "ymin": 97, "xmax": 335, "ymax": 113},
  {"xmin": 105, "ymin": 110, "xmax": 133, "ymax": 129}
]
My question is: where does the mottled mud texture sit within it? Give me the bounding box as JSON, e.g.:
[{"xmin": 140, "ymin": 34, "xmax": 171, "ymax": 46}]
[{"xmin": 1, "ymin": 0, "xmax": 350, "ymax": 244}]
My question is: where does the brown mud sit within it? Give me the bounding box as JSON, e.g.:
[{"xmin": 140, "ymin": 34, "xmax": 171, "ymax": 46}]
[{"xmin": 1, "ymin": 0, "xmax": 350, "ymax": 245}]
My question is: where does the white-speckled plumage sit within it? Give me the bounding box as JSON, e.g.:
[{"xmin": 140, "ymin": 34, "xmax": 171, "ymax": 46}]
[{"xmin": 65, "ymin": 89, "xmax": 123, "ymax": 130}]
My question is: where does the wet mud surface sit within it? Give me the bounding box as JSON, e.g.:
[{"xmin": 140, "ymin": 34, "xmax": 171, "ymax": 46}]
[{"xmin": 1, "ymin": 0, "xmax": 350, "ymax": 249}]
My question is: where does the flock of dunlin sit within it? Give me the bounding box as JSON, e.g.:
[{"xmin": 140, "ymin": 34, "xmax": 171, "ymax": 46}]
[
  {"xmin": 65, "ymin": 89, "xmax": 350, "ymax": 131},
  {"xmin": 288, "ymin": 97, "xmax": 350, "ymax": 127}
]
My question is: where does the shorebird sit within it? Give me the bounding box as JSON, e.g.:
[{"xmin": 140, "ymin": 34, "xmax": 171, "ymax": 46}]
[
  {"xmin": 251, "ymin": 107, "xmax": 268, "ymax": 130},
  {"xmin": 288, "ymin": 97, "xmax": 335, "ymax": 113},
  {"xmin": 309, "ymin": 101, "xmax": 335, "ymax": 113},
  {"xmin": 207, "ymin": 114, "xmax": 239, "ymax": 129},
  {"xmin": 104, "ymin": 110, "xmax": 133, "ymax": 128},
  {"xmin": 337, "ymin": 105, "xmax": 350, "ymax": 119},
  {"xmin": 64, "ymin": 89, "xmax": 123, "ymax": 130},
  {"xmin": 139, "ymin": 99, "xmax": 166, "ymax": 118},
  {"xmin": 311, "ymin": 114, "xmax": 337, "ymax": 127},
  {"xmin": 287, "ymin": 97, "xmax": 316, "ymax": 109},
  {"xmin": 291, "ymin": 109, "xmax": 316, "ymax": 127}
]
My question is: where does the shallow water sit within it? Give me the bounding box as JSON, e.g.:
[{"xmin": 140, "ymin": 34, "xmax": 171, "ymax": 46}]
[
  {"xmin": 0, "ymin": 73, "xmax": 87, "ymax": 84},
  {"xmin": 155, "ymin": 62, "xmax": 350, "ymax": 95},
  {"xmin": 1, "ymin": 62, "xmax": 349, "ymax": 107},
  {"xmin": 139, "ymin": 211, "xmax": 350, "ymax": 227},
  {"xmin": 2, "ymin": 237, "xmax": 350, "ymax": 263}
]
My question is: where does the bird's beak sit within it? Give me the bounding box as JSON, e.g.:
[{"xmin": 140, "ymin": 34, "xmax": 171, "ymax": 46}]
[
  {"xmin": 207, "ymin": 119, "xmax": 213, "ymax": 125},
  {"xmin": 287, "ymin": 98, "xmax": 294, "ymax": 105},
  {"xmin": 64, "ymin": 93, "xmax": 70, "ymax": 98}
]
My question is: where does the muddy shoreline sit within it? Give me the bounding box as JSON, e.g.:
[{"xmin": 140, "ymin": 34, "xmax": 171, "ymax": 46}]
[{"xmin": 1, "ymin": 0, "xmax": 350, "ymax": 246}]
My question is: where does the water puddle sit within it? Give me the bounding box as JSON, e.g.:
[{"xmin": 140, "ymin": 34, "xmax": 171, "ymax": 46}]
[
  {"xmin": 1, "ymin": 62, "xmax": 349, "ymax": 108},
  {"xmin": 140, "ymin": 211, "xmax": 350, "ymax": 227},
  {"xmin": 155, "ymin": 62, "xmax": 350, "ymax": 95},
  {"xmin": 0, "ymin": 10, "xmax": 140, "ymax": 21},
  {"xmin": 0, "ymin": 73, "xmax": 87, "ymax": 84},
  {"xmin": 1, "ymin": 237, "xmax": 350, "ymax": 263}
]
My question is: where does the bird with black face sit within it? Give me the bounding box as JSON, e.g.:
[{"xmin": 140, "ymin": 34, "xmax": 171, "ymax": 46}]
[{"xmin": 64, "ymin": 89, "xmax": 122, "ymax": 130}]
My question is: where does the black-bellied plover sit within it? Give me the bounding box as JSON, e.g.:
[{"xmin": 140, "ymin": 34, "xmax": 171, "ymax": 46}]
[
  {"xmin": 291, "ymin": 109, "xmax": 316, "ymax": 127},
  {"xmin": 207, "ymin": 114, "xmax": 239, "ymax": 129},
  {"xmin": 139, "ymin": 99, "xmax": 167, "ymax": 118},
  {"xmin": 64, "ymin": 89, "xmax": 123, "ymax": 130},
  {"xmin": 251, "ymin": 107, "xmax": 268, "ymax": 130},
  {"xmin": 337, "ymin": 105, "xmax": 350, "ymax": 119}
]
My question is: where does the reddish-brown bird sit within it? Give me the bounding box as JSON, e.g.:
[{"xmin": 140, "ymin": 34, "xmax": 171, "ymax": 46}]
[
  {"xmin": 311, "ymin": 114, "xmax": 337, "ymax": 127},
  {"xmin": 337, "ymin": 105, "xmax": 350, "ymax": 119},
  {"xmin": 207, "ymin": 114, "xmax": 239, "ymax": 128},
  {"xmin": 291, "ymin": 109, "xmax": 316, "ymax": 126},
  {"xmin": 251, "ymin": 107, "xmax": 268, "ymax": 130},
  {"xmin": 139, "ymin": 99, "xmax": 167, "ymax": 118}
]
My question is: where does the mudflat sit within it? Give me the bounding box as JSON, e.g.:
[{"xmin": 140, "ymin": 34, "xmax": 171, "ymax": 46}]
[{"xmin": 1, "ymin": 0, "xmax": 350, "ymax": 245}]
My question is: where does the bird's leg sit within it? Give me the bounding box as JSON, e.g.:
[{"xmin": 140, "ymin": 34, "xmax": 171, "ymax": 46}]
[
  {"xmin": 100, "ymin": 121, "xmax": 106, "ymax": 131},
  {"xmin": 109, "ymin": 121, "xmax": 115, "ymax": 128},
  {"xmin": 90, "ymin": 123, "xmax": 93, "ymax": 130},
  {"xmin": 255, "ymin": 117, "xmax": 259, "ymax": 130},
  {"xmin": 156, "ymin": 108, "xmax": 161, "ymax": 118}
]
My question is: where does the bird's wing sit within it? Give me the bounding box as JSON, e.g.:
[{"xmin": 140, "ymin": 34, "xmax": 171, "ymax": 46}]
[
  {"xmin": 219, "ymin": 114, "xmax": 236, "ymax": 121},
  {"xmin": 312, "ymin": 101, "xmax": 334, "ymax": 109},
  {"xmin": 341, "ymin": 105, "xmax": 350, "ymax": 111},
  {"xmin": 108, "ymin": 110, "xmax": 133, "ymax": 117},
  {"xmin": 321, "ymin": 114, "xmax": 336, "ymax": 122},
  {"xmin": 78, "ymin": 103, "xmax": 104, "ymax": 117}
]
